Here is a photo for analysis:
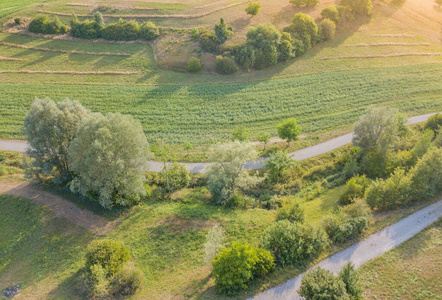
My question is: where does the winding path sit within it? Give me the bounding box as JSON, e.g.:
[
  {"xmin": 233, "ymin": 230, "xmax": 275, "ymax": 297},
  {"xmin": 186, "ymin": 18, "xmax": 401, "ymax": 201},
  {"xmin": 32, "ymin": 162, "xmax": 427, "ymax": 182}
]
[
  {"xmin": 0, "ymin": 112, "xmax": 438, "ymax": 173},
  {"xmin": 252, "ymin": 199, "xmax": 442, "ymax": 300}
]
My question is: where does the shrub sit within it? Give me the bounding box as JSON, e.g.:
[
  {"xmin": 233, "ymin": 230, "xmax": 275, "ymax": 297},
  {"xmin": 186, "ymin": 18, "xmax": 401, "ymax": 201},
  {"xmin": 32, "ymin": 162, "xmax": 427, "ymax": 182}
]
[
  {"xmin": 245, "ymin": 2, "xmax": 262, "ymax": 16},
  {"xmin": 339, "ymin": 263, "xmax": 363, "ymax": 300},
  {"xmin": 276, "ymin": 202, "xmax": 305, "ymax": 223},
  {"xmin": 14, "ymin": 18, "xmax": 22, "ymax": 25},
  {"xmin": 321, "ymin": 5, "xmax": 346, "ymax": 24},
  {"xmin": 342, "ymin": 198, "xmax": 372, "ymax": 219},
  {"xmin": 264, "ymin": 151, "xmax": 294, "ymax": 183},
  {"xmin": 199, "ymin": 30, "xmax": 218, "ymax": 52},
  {"xmin": 340, "ymin": 0, "xmax": 372, "ymax": 16},
  {"xmin": 290, "ymin": 0, "xmax": 320, "ymax": 7},
  {"xmin": 215, "ymin": 56, "xmax": 238, "ymax": 74},
  {"xmin": 163, "ymin": 162, "xmax": 190, "ymax": 192},
  {"xmin": 327, "ymin": 217, "xmax": 369, "ymax": 243},
  {"xmin": 284, "ymin": 13, "xmax": 318, "ymax": 48},
  {"xmin": 111, "ymin": 262, "xmax": 144, "ymax": 296},
  {"xmin": 88, "ymin": 264, "xmax": 111, "ymax": 297},
  {"xmin": 187, "ymin": 57, "xmax": 202, "ymax": 73},
  {"xmin": 339, "ymin": 175, "xmax": 370, "ymax": 205},
  {"xmin": 409, "ymin": 147, "xmax": 442, "ymax": 201},
  {"xmin": 189, "ymin": 27, "xmax": 200, "ymax": 40},
  {"xmin": 244, "ymin": 24, "xmax": 282, "ymax": 69},
  {"xmin": 262, "ymin": 220, "xmax": 328, "ymax": 267},
  {"xmin": 101, "ymin": 18, "xmax": 139, "ymax": 41},
  {"xmin": 85, "ymin": 240, "xmax": 131, "ymax": 277},
  {"xmin": 139, "ymin": 21, "xmax": 159, "ymax": 40},
  {"xmin": 232, "ymin": 126, "xmax": 250, "ymax": 141},
  {"xmin": 299, "ymin": 267, "xmax": 350, "ymax": 300},
  {"xmin": 214, "ymin": 18, "xmax": 234, "ymax": 44},
  {"xmin": 29, "ymin": 16, "xmax": 67, "ymax": 34},
  {"xmin": 424, "ymin": 113, "xmax": 442, "ymax": 134},
  {"xmin": 70, "ymin": 14, "xmax": 103, "ymax": 39},
  {"xmin": 319, "ymin": 18, "xmax": 336, "ymax": 41},
  {"xmin": 212, "ymin": 243, "xmax": 274, "ymax": 295},
  {"xmin": 411, "ymin": 129, "xmax": 435, "ymax": 161},
  {"xmin": 365, "ymin": 168, "xmax": 413, "ymax": 210}
]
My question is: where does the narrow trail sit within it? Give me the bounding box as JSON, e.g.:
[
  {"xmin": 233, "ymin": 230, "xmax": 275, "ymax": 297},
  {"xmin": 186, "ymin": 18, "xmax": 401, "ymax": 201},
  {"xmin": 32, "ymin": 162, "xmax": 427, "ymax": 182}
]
[
  {"xmin": 0, "ymin": 180, "xmax": 115, "ymax": 235},
  {"xmin": 0, "ymin": 112, "xmax": 439, "ymax": 173},
  {"xmin": 252, "ymin": 199, "xmax": 442, "ymax": 300}
]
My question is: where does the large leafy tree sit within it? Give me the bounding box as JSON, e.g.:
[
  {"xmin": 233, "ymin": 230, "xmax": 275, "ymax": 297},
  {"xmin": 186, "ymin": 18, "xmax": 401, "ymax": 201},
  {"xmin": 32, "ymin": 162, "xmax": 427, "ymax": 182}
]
[
  {"xmin": 22, "ymin": 97, "xmax": 90, "ymax": 185},
  {"xmin": 68, "ymin": 113, "xmax": 152, "ymax": 208},
  {"xmin": 214, "ymin": 18, "xmax": 234, "ymax": 44},
  {"xmin": 277, "ymin": 118, "xmax": 301, "ymax": 147}
]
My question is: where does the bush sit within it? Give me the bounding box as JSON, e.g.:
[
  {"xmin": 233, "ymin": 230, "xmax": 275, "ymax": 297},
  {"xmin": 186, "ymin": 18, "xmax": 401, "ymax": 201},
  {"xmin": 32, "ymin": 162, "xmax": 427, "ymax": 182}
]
[
  {"xmin": 339, "ymin": 175, "xmax": 370, "ymax": 205},
  {"xmin": 261, "ymin": 220, "xmax": 328, "ymax": 267},
  {"xmin": 88, "ymin": 264, "xmax": 111, "ymax": 297},
  {"xmin": 424, "ymin": 113, "xmax": 442, "ymax": 134},
  {"xmin": 245, "ymin": 2, "xmax": 262, "ymax": 16},
  {"xmin": 327, "ymin": 217, "xmax": 369, "ymax": 243},
  {"xmin": 215, "ymin": 56, "xmax": 238, "ymax": 74},
  {"xmin": 85, "ymin": 240, "xmax": 131, "ymax": 277},
  {"xmin": 190, "ymin": 27, "xmax": 200, "ymax": 40},
  {"xmin": 342, "ymin": 198, "xmax": 372, "ymax": 219},
  {"xmin": 276, "ymin": 202, "xmax": 305, "ymax": 223},
  {"xmin": 284, "ymin": 13, "xmax": 318, "ymax": 48},
  {"xmin": 244, "ymin": 24, "xmax": 282, "ymax": 69},
  {"xmin": 163, "ymin": 162, "xmax": 190, "ymax": 192},
  {"xmin": 340, "ymin": 0, "xmax": 372, "ymax": 16},
  {"xmin": 14, "ymin": 18, "xmax": 21, "ymax": 25},
  {"xmin": 409, "ymin": 147, "xmax": 442, "ymax": 201},
  {"xmin": 111, "ymin": 262, "xmax": 144, "ymax": 296},
  {"xmin": 199, "ymin": 30, "xmax": 218, "ymax": 52},
  {"xmin": 339, "ymin": 263, "xmax": 363, "ymax": 300},
  {"xmin": 139, "ymin": 21, "xmax": 159, "ymax": 40},
  {"xmin": 101, "ymin": 18, "xmax": 140, "ymax": 41},
  {"xmin": 321, "ymin": 5, "xmax": 346, "ymax": 24},
  {"xmin": 212, "ymin": 243, "xmax": 274, "ymax": 295},
  {"xmin": 29, "ymin": 16, "xmax": 68, "ymax": 34},
  {"xmin": 214, "ymin": 18, "xmax": 234, "ymax": 44},
  {"xmin": 299, "ymin": 267, "xmax": 350, "ymax": 300},
  {"xmin": 187, "ymin": 57, "xmax": 202, "ymax": 73},
  {"xmin": 319, "ymin": 18, "xmax": 336, "ymax": 41},
  {"xmin": 365, "ymin": 168, "xmax": 413, "ymax": 210},
  {"xmin": 264, "ymin": 151, "xmax": 295, "ymax": 183},
  {"xmin": 290, "ymin": 0, "xmax": 320, "ymax": 7},
  {"xmin": 70, "ymin": 14, "xmax": 103, "ymax": 39}
]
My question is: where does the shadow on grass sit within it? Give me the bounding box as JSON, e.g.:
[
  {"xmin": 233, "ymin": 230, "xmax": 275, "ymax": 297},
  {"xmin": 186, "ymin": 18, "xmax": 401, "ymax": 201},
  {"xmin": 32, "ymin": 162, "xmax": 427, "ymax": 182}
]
[{"xmin": 47, "ymin": 269, "xmax": 89, "ymax": 300}]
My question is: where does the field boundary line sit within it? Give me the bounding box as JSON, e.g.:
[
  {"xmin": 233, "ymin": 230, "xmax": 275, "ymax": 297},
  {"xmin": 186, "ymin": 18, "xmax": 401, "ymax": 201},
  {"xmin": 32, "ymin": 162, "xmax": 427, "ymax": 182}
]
[
  {"xmin": 0, "ymin": 56, "xmax": 26, "ymax": 61},
  {"xmin": 344, "ymin": 43, "xmax": 430, "ymax": 47},
  {"xmin": 0, "ymin": 70, "xmax": 139, "ymax": 75},
  {"xmin": 371, "ymin": 34, "xmax": 414, "ymax": 37},
  {"xmin": 320, "ymin": 53, "xmax": 442, "ymax": 60},
  {"xmin": 0, "ymin": 41, "xmax": 131, "ymax": 56},
  {"xmin": 37, "ymin": 1, "xmax": 251, "ymax": 19}
]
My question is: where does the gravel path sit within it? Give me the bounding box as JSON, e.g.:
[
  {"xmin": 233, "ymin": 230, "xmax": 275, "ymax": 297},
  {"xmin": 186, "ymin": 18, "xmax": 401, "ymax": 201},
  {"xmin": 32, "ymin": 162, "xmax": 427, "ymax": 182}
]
[
  {"xmin": 0, "ymin": 112, "xmax": 438, "ymax": 173},
  {"xmin": 252, "ymin": 199, "xmax": 442, "ymax": 300}
]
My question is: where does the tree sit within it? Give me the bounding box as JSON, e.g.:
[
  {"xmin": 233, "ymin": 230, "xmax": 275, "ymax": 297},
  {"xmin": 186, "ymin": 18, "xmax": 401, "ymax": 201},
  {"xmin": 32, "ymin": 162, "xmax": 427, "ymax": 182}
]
[
  {"xmin": 299, "ymin": 267, "xmax": 350, "ymax": 300},
  {"xmin": 339, "ymin": 263, "xmax": 363, "ymax": 300},
  {"xmin": 85, "ymin": 240, "xmax": 131, "ymax": 277},
  {"xmin": 321, "ymin": 5, "xmax": 346, "ymax": 24},
  {"xmin": 215, "ymin": 56, "xmax": 238, "ymax": 74},
  {"xmin": 264, "ymin": 151, "xmax": 294, "ymax": 183},
  {"xmin": 340, "ymin": 0, "xmax": 372, "ymax": 16},
  {"xmin": 284, "ymin": 13, "xmax": 318, "ymax": 48},
  {"xmin": 206, "ymin": 141, "xmax": 258, "ymax": 204},
  {"xmin": 187, "ymin": 57, "xmax": 202, "ymax": 73},
  {"xmin": 22, "ymin": 97, "xmax": 90, "ymax": 185},
  {"xmin": 214, "ymin": 18, "xmax": 234, "ymax": 44},
  {"xmin": 258, "ymin": 133, "xmax": 271, "ymax": 150},
  {"xmin": 424, "ymin": 113, "xmax": 442, "ymax": 134},
  {"xmin": 352, "ymin": 107, "xmax": 403, "ymax": 154},
  {"xmin": 183, "ymin": 141, "xmax": 193, "ymax": 156},
  {"xmin": 68, "ymin": 113, "xmax": 152, "ymax": 208},
  {"xmin": 245, "ymin": 2, "xmax": 262, "ymax": 16},
  {"xmin": 232, "ymin": 126, "xmax": 250, "ymax": 141},
  {"xmin": 244, "ymin": 24, "xmax": 282, "ymax": 69},
  {"xmin": 139, "ymin": 21, "xmax": 159, "ymax": 40},
  {"xmin": 319, "ymin": 18, "xmax": 336, "ymax": 41},
  {"xmin": 162, "ymin": 162, "xmax": 189, "ymax": 193},
  {"xmin": 277, "ymin": 118, "xmax": 301, "ymax": 147}
]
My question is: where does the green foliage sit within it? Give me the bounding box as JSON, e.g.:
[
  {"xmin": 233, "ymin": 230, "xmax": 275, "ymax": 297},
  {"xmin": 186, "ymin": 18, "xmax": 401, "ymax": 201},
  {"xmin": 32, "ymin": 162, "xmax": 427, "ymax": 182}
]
[
  {"xmin": 199, "ymin": 30, "xmax": 218, "ymax": 52},
  {"xmin": 340, "ymin": 0, "xmax": 372, "ymax": 16},
  {"xmin": 409, "ymin": 147, "xmax": 442, "ymax": 201},
  {"xmin": 339, "ymin": 263, "xmax": 363, "ymax": 300},
  {"xmin": 264, "ymin": 151, "xmax": 295, "ymax": 183},
  {"xmin": 321, "ymin": 5, "xmax": 346, "ymax": 24},
  {"xmin": 187, "ymin": 57, "xmax": 202, "ymax": 73},
  {"xmin": 14, "ymin": 17, "xmax": 21, "ymax": 25},
  {"xmin": 232, "ymin": 126, "xmax": 250, "ymax": 141},
  {"xmin": 262, "ymin": 220, "xmax": 328, "ymax": 267},
  {"xmin": 29, "ymin": 16, "xmax": 67, "ymax": 34},
  {"xmin": 163, "ymin": 162, "xmax": 190, "ymax": 192},
  {"xmin": 101, "ymin": 18, "xmax": 140, "ymax": 41},
  {"xmin": 411, "ymin": 129, "xmax": 434, "ymax": 160},
  {"xmin": 111, "ymin": 262, "xmax": 145, "ymax": 296},
  {"xmin": 183, "ymin": 141, "xmax": 193, "ymax": 156},
  {"xmin": 212, "ymin": 243, "xmax": 274, "ymax": 295},
  {"xmin": 139, "ymin": 21, "xmax": 160, "ymax": 40},
  {"xmin": 69, "ymin": 113, "xmax": 152, "ymax": 208},
  {"xmin": 189, "ymin": 27, "xmax": 200, "ymax": 40},
  {"xmin": 88, "ymin": 264, "xmax": 111, "ymax": 297},
  {"xmin": 290, "ymin": 0, "xmax": 320, "ymax": 7},
  {"xmin": 70, "ymin": 14, "xmax": 103, "ymax": 39},
  {"xmin": 424, "ymin": 113, "xmax": 442, "ymax": 134},
  {"xmin": 245, "ymin": 2, "xmax": 262, "ymax": 16},
  {"xmin": 299, "ymin": 267, "xmax": 350, "ymax": 300},
  {"xmin": 206, "ymin": 142, "xmax": 258, "ymax": 204},
  {"xmin": 276, "ymin": 202, "xmax": 305, "ymax": 223},
  {"xmin": 278, "ymin": 38, "xmax": 294, "ymax": 61},
  {"xmin": 258, "ymin": 133, "xmax": 271, "ymax": 150},
  {"xmin": 342, "ymin": 198, "xmax": 372, "ymax": 219},
  {"xmin": 215, "ymin": 56, "xmax": 238, "ymax": 74},
  {"xmin": 319, "ymin": 18, "xmax": 336, "ymax": 41},
  {"xmin": 214, "ymin": 18, "xmax": 234, "ymax": 44},
  {"xmin": 22, "ymin": 97, "xmax": 90, "ymax": 185},
  {"xmin": 326, "ymin": 217, "xmax": 369, "ymax": 243},
  {"xmin": 85, "ymin": 240, "xmax": 131, "ymax": 277},
  {"xmin": 277, "ymin": 118, "xmax": 301, "ymax": 146},
  {"xmin": 339, "ymin": 175, "xmax": 370, "ymax": 205},
  {"xmin": 285, "ymin": 13, "xmax": 318, "ymax": 48}
]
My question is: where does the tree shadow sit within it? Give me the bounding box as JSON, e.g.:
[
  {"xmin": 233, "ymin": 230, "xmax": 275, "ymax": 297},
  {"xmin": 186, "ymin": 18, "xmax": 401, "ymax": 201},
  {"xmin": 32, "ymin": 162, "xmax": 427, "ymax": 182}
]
[{"xmin": 47, "ymin": 269, "xmax": 89, "ymax": 300}]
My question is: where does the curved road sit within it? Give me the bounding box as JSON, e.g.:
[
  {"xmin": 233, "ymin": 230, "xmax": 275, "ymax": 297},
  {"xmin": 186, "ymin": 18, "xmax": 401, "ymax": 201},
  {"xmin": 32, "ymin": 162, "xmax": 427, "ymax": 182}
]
[
  {"xmin": 252, "ymin": 199, "xmax": 442, "ymax": 300},
  {"xmin": 0, "ymin": 112, "xmax": 438, "ymax": 173}
]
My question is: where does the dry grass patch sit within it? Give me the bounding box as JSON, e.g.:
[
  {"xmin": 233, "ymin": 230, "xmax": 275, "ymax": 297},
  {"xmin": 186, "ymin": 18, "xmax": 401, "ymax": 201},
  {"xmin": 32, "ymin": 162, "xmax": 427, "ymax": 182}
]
[
  {"xmin": 0, "ymin": 70, "xmax": 140, "ymax": 75},
  {"xmin": 344, "ymin": 42, "xmax": 430, "ymax": 47},
  {"xmin": 320, "ymin": 52, "xmax": 442, "ymax": 60}
]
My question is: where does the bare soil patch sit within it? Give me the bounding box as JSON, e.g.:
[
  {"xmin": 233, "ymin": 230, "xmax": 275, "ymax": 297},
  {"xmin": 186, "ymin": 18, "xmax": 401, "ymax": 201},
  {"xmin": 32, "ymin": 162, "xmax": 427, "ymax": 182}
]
[{"xmin": 0, "ymin": 180, "xmax": 115, "ymax": 235}]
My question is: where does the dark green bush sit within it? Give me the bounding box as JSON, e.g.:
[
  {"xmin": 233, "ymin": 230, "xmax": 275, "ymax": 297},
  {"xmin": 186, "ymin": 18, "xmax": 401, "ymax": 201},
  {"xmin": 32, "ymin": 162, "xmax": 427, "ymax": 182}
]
[
  {"xmin": 276, "ymin": 202, "xmax": 305, "ymax": 223},
  {"xmin": 14, "ymin": 18, "xmax": 22, "ymax": 25},
  {"xmin": 101, "ymin": 18, "xmax": 140, "ymax": 41},
  {"xmin": 264, "ymin": 151, "xmax": 294, "ymax": 183},
  {"xmin": 212, "ymin": 243, "xmax": 274, "ymax": 295},
  {"xmin": 199, "ymin": 30, "xmax": 218, "ymax": 52},
  {"xmin": 284, "ymin": 13, "xmax": 318, "ymax": 48},
  {"xmin": 409, "ymin": 147, "xmax": 442, "ymax": 201},
  {"xmin": 245, "ymin": 2, "xmax": 262, "ymax": 16},
  {"xmin": 299, "ymin": 267, "xmax": 350, "ymax": 300},
  {"xmin": 112, "ymin": 262, "xmax": 144, "ymax": 296},
  {"xmin": 29, "ymin": 16, "xmax": 68, "ymax": 34},
  {"xmin": 340, "ymin": 0, "xmax": 372, "ymax": 16},
  {"xmin": 339, "ymin": 175, "xmax": 370, "ymax": 205},
  {"xmin": 215, "ymin": 56, "xmax": 238, "ymax": 74},
  {"xmin": 189, "ymin": 27, "xmax": 200, "ymax": 40},
  {"xmin": 70, "ymin": 13, "xmax": 104, "ymax": 39},
  {"xmin": 321, "ymin": 5, "xmax": 346, "ymax": 24},
  {"xmin": 262, "ymin": 220, "xmax": 328, "ymax": 267},
  {"xmin": 327, "ymin": 217, "xmax": 368, "ymax": 243},
  {"xmin": 214, "ymin": 18, "xmax": 234, "ymax": 44},
  {"xmin": 424, "ymin": 113, "xmax": 442, "ymax": 134},
  {"xmin": 88, "ymin": 264, "xmax": 111, "ymax": 297},
  {"xmin": 187, "ymin": 57, "xmax": 202, "ymax": 73},
  {"xmin": 319, "ymin": 18, "xmax": 336, "ymax": 41},
  {"xmin": 85, "ymin": 239, "xmax": 131, "ymax": 277},
  {"xmin": 342, "ymin": 198, "xmax": 372, "ymax": 219},
  {"xmin": 339, "ymin": 263, "xmax": 363, "ymax": 300},
  {"xmin": 139, "ymin": 21, "xmax": 159, "ymax": 40}
]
